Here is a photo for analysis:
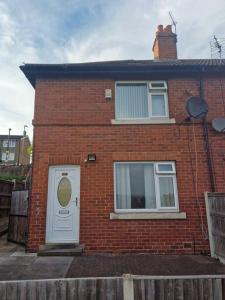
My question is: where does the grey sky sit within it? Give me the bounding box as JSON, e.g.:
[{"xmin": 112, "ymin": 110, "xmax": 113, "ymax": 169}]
[{"xmin": 0, "ymin": 0, "xmax": 225, "ymax": 140}]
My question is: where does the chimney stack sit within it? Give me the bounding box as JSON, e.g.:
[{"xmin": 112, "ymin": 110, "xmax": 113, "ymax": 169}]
[{"xmin": 152, "ymin": 25, "xmax": 177, "ymax": 59}]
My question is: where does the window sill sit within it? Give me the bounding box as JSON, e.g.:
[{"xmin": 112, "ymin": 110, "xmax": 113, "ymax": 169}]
[
  {"xmin": 110, "ymin": 212, "xmax": 186, "ymax": 220},
  {"xmin": 111, "ymin": 118, "xmax": 176, "ymax": 125}
]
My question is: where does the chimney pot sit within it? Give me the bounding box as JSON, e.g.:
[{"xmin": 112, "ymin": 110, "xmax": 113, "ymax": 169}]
[
  {"xmin": 152, "ymin": 24, "xmax": 177, "ymax": 60},
  {"xmin": 164, "ymin": 25, "xmax": 172, "ymax": 32},
  {"xmin": 157, "ymin": 25, "xmax": 163, "ymax": 32}
]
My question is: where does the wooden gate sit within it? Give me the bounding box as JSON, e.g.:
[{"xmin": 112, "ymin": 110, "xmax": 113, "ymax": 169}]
[
  {"xmin": 0, "ymin": 180, "xmax": 12, "ymax": 235},
  {"xmin": 8, "ymin": 190, "xmax": 29, "ymax": 245},
  {"xmin": 205, "ymin": 192, "xmax": 225, "ymax": 262}
]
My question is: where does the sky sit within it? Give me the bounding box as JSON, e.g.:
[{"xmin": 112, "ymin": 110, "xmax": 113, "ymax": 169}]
[{"xmin": 0, "ymin": 0, "xmax": 225, "ymax": 141}]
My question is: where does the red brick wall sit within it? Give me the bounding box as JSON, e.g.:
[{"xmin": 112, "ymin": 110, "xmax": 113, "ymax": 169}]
[
  {"xmin": 152, "ymin": 25, "xmax": 177, "ymax": 59},
  {"xmin": 28, "ymin": 76, "xmax": 225, "ymax": 254}
]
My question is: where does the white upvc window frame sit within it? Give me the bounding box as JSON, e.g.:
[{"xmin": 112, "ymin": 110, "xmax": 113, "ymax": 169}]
[
  {"xmin": 114, "ymin": 161, "xmax": 179, "ymax": 213},
  {"xmin": 115, "ymin": 81, "xmax": 169, "ymax": 120},
  {"xmin": 2, "ymin": 152, "xmax": 15, "ymax": 161},
  {"xmin": 155, "ymin": 162, "xmax": 176, "ymax": 174},
  {"xmin": 2, "ymin": 140, "xmax": 16, "ymax": 148},
  {"xmin": 149, "ymin": 91, "xmax": 169, "ymax": 118},
  {"xmin": 149, "ymin": 81, "xmax": 167, "ymax": 89}
]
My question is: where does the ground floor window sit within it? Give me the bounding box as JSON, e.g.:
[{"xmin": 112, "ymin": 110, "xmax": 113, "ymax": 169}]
[
  {"xmin": 1, "ymin": 152, "xmax": 15, "ymax": 161},
  {"xmin": 114, "ymin": 162, "xmax": 178, "ymax": 212}
]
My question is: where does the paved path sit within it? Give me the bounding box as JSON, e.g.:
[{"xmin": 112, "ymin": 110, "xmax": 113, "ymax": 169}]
[
  {"xmin": 0, "ymin": 253, "xmax": 73, "ymax": 280},
  {"xmin": 0, "ymin": 235, "xmax": 73, "ymax": 280},
  {"xmin": 0, "ymin": 251, "xmax": 225, "ymax": 280},
  {"xmin": 0, "ymin": 234, "xmax": 23, "ymax": 253},
  {"xmin": 0, "ymin": 235, "xmax": 225, "ymax": 280}
]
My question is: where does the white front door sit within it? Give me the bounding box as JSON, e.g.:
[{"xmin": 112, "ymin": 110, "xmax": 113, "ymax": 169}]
[{"xmin": 46, "ymin": 165, "xmax": 80, "ymax": 243}]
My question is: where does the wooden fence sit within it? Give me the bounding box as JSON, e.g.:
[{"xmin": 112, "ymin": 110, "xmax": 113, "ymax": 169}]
[
  {"xmin": 132, "ymin": 276, "xmax": 223, "ymax": 300},
  {"xmin": 0, "ymin": 180, "xmax": 13, "ymax": 236},
  {"xmin": 205, "ymin": 192, "xmax": 225, "ymax": 263},
  {"xmin": 0, "ymin": 180, "xmax": 12, "ymax": 217},
  {"xmin": 7, "ymin": 190, "xmax": 29, "ymax": 245},
  {"xmin": 0, "ymin": 275, "xmax": 225, "ymax": 300}
]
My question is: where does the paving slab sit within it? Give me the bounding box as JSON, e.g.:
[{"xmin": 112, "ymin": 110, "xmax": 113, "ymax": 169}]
[
  {"xmin": 0, "ymin": 234, "xmax": 75, "ymax": 280},
  {"xmin": 0, "ymin": 234, "xmax": 24, "ymax": 254},
  {"xmin": 11, "ymin": 251, "xmax": 36, "ymax": 257},
  {"xmin": 34, "ymin": 256, "xmax": 73, "ymax": 265},
  {"xmin": 0, "ymin": 265, "xmax": 31, "ymax": 281},
  {"xmin": 0, "ymin": 256, "xmax": 73, "ymax": 281},
  {"xmin": 19, "ymin": 259, "xmax": 72, "ymax": 280},
  {"xmin": 0, "ymin": 256, "xmax": 36, "ymax": 266}
]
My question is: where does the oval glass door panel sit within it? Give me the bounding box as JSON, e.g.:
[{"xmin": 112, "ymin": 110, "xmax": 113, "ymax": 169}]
[{"xmin": 57, "ymin": 177, "xmax": 72, "ymax": 207}]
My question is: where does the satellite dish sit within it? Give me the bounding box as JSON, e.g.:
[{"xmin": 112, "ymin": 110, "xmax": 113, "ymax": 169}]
[
  {"xmin": 212, "ymin": 117, "xmax": 225, "ymax": 133},
  {"xmin": 186, "ymin": 96, "xmax": 208, "ymax": 119}
]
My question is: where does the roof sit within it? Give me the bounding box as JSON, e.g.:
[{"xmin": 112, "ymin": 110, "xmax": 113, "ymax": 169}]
[
  {"xmin": 20, "ymin": 59, "xmax": 225, "ymax": 88},
  {"xmin": 0, "ymin": 135, "xmax": 23, "ymax": 140}
]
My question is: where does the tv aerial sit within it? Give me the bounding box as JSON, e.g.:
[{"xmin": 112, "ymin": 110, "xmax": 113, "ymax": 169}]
[
  {"xmin": 186, "ymin": 96, "xmax": 225, "ymax": 133},
  {"xmin": 186, "ymin": 96, "xmax": 208, "ymax": 119},
  {"xmin": 210, "ymin": 36, "xmax": 225, "ymax": 59},
  {"xmin": 212, "ymin": 117, "xmax": 225, "ymax": 133},
  {"xmin": 169, "ymin": 11, "xmax": 177, "ymax": 34},
  {"xmin": 185, "ymin": 96, "xmax": 216, "ymax": 192}
]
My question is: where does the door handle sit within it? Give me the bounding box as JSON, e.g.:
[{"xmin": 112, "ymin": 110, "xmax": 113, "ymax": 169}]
[{"xmin": 75, "ymin": 197, "xmax": 78, "ymax": 207}]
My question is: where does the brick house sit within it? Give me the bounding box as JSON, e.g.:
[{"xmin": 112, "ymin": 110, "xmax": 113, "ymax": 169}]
[
  {"xmin": 0, "ymin": 134, "xmax": 31, "ymax": 165},
  {"xmin": 21, "ymin": 25, "xmax": 225, "ymax": 254}
]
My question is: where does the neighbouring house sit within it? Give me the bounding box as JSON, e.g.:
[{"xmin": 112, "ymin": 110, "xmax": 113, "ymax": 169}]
[
  {"xmin": 0, "ymin": 134, "xmax": 31, "ymax": 165},
  {"xmin": 20, "ymin": 25, "xmax": 225, "ymax": 254}
]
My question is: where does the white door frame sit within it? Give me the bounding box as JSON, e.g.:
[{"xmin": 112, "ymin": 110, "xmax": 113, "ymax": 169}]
[{"xmin": 45, "ymin": 165, "xmax": 80, "ymax": 244}]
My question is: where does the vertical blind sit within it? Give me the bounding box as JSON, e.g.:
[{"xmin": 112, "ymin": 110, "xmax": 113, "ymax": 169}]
[{"xmin": 116, "ymin": 84, "xmax": 148, "ymax": 119}]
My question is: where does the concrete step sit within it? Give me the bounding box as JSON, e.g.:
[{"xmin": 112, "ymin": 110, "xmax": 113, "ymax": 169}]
[
  {"xmin": 38, "ymin": 245, "xmax": 84, "ymax": 256},
  {"xmin": 39, "ymin": 243, "xmax": 79, "ymax": 251}
]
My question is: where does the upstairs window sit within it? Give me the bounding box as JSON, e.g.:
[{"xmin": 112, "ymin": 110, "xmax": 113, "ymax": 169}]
[
  {"xmin": 3, "ymin": 140, "xmax": 16, "ymax": 148},
  {"xmin": 115, "ymin": 81, "xmax": 168, "ymax": 120}
]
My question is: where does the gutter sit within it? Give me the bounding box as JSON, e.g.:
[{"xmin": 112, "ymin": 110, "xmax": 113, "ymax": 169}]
[{"xmin": 20, "ymin": 64, "xmax": 225, "ymax": 89}]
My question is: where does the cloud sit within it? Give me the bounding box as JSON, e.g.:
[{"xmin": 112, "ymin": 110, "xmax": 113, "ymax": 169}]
[
  {"xmin": 64, "ymin": 0, "xmax": 225, "ymax": 61},
  {"xmin": 0, "ymin": 0, "xmax": 225, "ymax": 141}
]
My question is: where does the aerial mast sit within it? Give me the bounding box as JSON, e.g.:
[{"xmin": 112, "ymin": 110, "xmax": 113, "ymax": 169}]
[
  {"xmin": 210, "ymin": 36, "xmax": 225, "ymax": 59},
  {"xmin": 169, "ymin": 11, "xmax": 177, "ymax": 34},
  {"xmin": 213, "ymin": 36, "xmax": 222, "ymax": 59}
]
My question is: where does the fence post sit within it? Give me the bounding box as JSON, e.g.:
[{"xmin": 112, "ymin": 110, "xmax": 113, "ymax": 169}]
[
  {"xmin": 205, "ymin": 191, "xmax": 215, "ymax": 257},
  {"xmin": 123, "ymin": 274, "xmax": 134, "ymax": 300}
]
